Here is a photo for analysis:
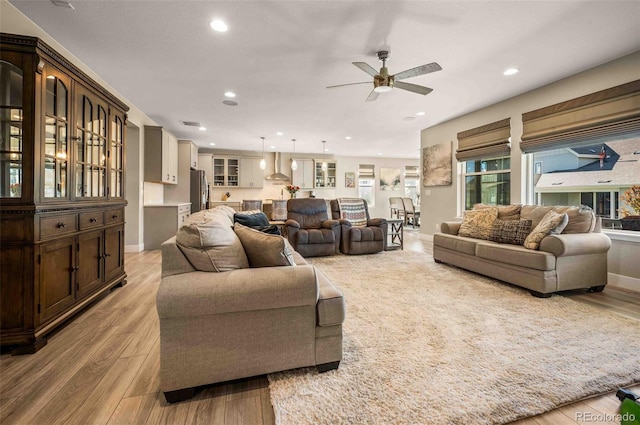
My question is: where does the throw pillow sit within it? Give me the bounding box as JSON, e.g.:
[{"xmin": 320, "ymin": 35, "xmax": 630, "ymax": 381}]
[
  {"xmin": 458, "ymin": 207, "xmax": 498, "ymax": 240},
  {"xmin": 234, "ymin": 223, "xmax": 295, "ymax": 267},
  {"xmin": 337, "ymin": 198, "xmax": 368, "ymax": 227},
  {"xmin": 234, "ymin": 211, "xmax": 270, "ymax": 228},
  {"xmin": 523, "ymin": 210, "xmax": 569, "ymax": 250},
  {"xmin": 176, "ymin": 218, "xmax": 249, "ymax": 272},
  {"xmin": 474, "ymin": 203, "xmax": 522, "ymax": 221},
  {"xmin": 490, "ymin": 219, "xmax": 533, "ymax": 245}
]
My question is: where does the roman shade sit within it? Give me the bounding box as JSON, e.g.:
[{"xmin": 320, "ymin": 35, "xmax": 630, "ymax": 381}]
[
  {"xmin": 456, "ymin": 118, "xmax": 511, "ymax": 161},
  {"xmin": 521, "ymin": 79, "xmax": 640, "ymax": 153},
  {"xmin": 404, "ymin": 165, "xmax": 419, "ymax": 178},
  {"xmin": 358, "ymin": 164, "xmax": 375, "ymax": 178}
]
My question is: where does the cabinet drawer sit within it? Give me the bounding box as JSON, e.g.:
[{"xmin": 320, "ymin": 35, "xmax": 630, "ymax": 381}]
[
  {"xmin": 178, "ymin": 204, "xmax": 191, "ymax": 214},
  {"xmin": 79, "ymin": 211, "xmax": 104, "ymax": 229},
  {"xmin": 105, "ymin": 208, "xmax": 124, "ymax": 225},
  {"xmin": 40, "ymin": 214, "xmax": 78, "ymax": 239},
  {"xmin": 177, "ymin": 212, "xmax": 190, "ymax": 227}
]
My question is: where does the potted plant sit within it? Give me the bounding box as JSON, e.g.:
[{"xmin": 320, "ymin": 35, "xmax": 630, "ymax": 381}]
[{"xmin": 619, "ymin": 185, "xmax": 640, "ymax": 231}]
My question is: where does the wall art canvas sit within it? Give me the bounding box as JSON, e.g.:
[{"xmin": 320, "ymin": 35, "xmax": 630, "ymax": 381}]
[
  {"xmin": 345, "ymin": 172, "xmax": 355, "ymax": 188},
  {"xmin": 423, "ymin": 142, "xmax": 452, "ymax": 187},
  {"xmin": 379, "ymin": 167, "xmax": 401, "ymax": 190}
]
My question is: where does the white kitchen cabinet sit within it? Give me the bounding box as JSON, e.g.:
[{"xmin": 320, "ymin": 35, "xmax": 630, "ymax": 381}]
[
  {"xmin": 239, "ymin": 158, "xmax": 264, "ymax": 188},
  {"xmin": 145, "ymin": 126, "xmax": 178, "ymax": 185},
  {"xmin": 292, "ymin": 159, "xmax": 314, "ymax": 189}
]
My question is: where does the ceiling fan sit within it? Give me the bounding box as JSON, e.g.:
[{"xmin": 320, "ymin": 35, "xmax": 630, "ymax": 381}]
[{"xmin": 327, "ymin": 50, "xmax": 442, "ymax": 102}]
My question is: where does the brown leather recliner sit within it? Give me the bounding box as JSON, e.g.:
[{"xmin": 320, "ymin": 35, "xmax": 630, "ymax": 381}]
[
  {"xmin": 286, "ymin": 198, "xmax": 340, "ymax": 257},
  {"xmin": 330, "ymin": 199, "xmax": 388, "ymax": 255}
]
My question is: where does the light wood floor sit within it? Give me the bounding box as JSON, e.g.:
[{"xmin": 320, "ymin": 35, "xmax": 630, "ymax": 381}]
[{"xmin": 1, "ymin": 230, "xmax": 638, "ymax": 425}]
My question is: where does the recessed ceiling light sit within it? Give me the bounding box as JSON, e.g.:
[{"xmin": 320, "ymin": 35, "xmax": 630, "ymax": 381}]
[
  {"xmin": 345, "ymin": 136, "xmax": 352, "ymax": 140},
  {"xmin": 503, "ymin": 67, "xmax": 519, "ymax": 76},
  {"xmin": 416, "ymin": 112, "xmax": 426, "ymax": 116},
  {"xmin": 209, "ymin": 143, "xmax": 216, "ymax": 146},
  {"xmin": 403, "ymin": 116, "xmax": 415, "ymax": 121},
  {"xmin": 51, "ymin": 0, "xmax": 74, "ymax": 9},
  {"xmin": 276, "ymin": 132, "xmax": 283, "ymax": 136},
  {"xmin": 222, "ymin": 100, "xmax": 238, "ymax": 106},
  {"xmin": 198, "ymin": 126, "xmax": 206, "ymax": 131},
  {"xmin": 270, "ymin": 145, "xmax": 276, "ymax": 149},
  {"xmin": 224, "ymin": 91, "xmax": 236, "ymax": 98},
  {"xmin": 377, "ymin": 153, "xmax": 383, "ymax": 156},
  {"xmin": 209, "ymin": 19, "xmax": 228, "ymax": 32}
]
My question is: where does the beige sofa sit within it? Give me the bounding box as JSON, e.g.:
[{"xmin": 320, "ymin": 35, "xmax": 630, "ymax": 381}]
[
  {"xmin": 433, "ymin": 205, "xmax": 611, "ymax": 297},
  {"xmin": 156, "ymin": 206, "xmax": 345, "ymax": 402}
]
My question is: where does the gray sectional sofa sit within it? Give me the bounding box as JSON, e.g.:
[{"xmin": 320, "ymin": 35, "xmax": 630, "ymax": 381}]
[
  {"xmin": 156, "ymin": 206, "xmax": 345, "ymax": 402},
  {"xmin": 433, "ymin": 204, "xmax": 611, "ymax": 297}
]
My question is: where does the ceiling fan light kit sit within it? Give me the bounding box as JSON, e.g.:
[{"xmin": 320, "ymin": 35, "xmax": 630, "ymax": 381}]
[{"xmin": 327, "ymin": 49, "xmax": 442, "ymax": 102}]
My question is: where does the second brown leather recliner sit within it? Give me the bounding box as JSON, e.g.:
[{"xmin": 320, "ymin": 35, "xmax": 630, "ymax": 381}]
[{"xmin": 330, "ymin": 199, "xmax": 387, "ymax": 255}]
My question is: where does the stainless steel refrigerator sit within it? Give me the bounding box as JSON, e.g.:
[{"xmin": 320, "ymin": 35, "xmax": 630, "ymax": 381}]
[{"xmin": 190, "ymin": 170, "xmax": 208, "ymax": 213}]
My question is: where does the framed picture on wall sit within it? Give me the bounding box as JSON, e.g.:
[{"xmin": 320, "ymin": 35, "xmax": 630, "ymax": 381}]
[
  {"xmin": 380, "ymin": 168, "xmax": 401, "ymax": 190},
  {"xmin": 345, "ymin": 172, "xmax": 355, "ymax": 188},
  {"xmin": 423, "ymin": 142, "xmax": 452, "ymax": 187}
]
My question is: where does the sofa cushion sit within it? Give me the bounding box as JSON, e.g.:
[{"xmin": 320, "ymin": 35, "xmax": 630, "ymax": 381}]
[
  {"xmin": 296, "ymin": 228, "xmax": 336, "ymax": 245},
  {"xmin": 552, "ymin": 205, "xmax": 596, "ymax": 234},
  {"xmin": 474, "ymin": 204, "xmax": 522, "ymax": 220},
  {"xmin": 458, "ymin": 207, "xmax": 498, "ymax": 240},
  {"xmin": 490, "ymin": 219, "xmax": 533, "ymax": 245},
  {"xmin": 176, "ymin": 217, "xmax": 249, "ymax": 272},
  {"xmin": 337, "ymin": 198, "xmax": 368, "ymax": 227},
  {"xmin": 433, "ymin": 233, "xmax": 479, "ymax": 256},
  {"xmin": 349, "ymin": 226, "xmax": 384, "ymax": 242},
  {"xmin": 520, "ymin": 205, "xmax": 554, "ymax": 229},
  {"xmin": 476, "ymin": 241, "xmax": 556, "ymax": 271},
  {"xmin": 523, "ymin": 210, "xmax": 569, "ymax": 250},
  {"xmin": 234, "ymin": 223, "xmax": 295, "ymax": 268}
]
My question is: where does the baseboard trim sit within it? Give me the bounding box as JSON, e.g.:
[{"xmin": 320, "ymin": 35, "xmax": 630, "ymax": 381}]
[
  {"xmin": 608, "ymin": 272, "xmax": 640, "ymax": 292},
  {"xmin": 125, "ymin": 243, "xmax": 144, "ymax": 253}
]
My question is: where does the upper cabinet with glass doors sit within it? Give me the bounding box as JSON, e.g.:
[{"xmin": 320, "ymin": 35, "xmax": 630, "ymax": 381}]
[{"xmin": 0, "ymin": 59, "xmax": 23, "ymax": 199}]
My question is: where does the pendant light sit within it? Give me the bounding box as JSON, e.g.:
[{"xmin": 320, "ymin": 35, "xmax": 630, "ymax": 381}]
[
  {"xmin": 291, "ymin": 139, "xmax": 298, "ymax": 171},
  {"xmin": 321, "ymin": 140, "xmax": 328, "ymax": 171},
  {"xmin": 259, "ymin": 137, "xmax": 266, "ymax": 170}
]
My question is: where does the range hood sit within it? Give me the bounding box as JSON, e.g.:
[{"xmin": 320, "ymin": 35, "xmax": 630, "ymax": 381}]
[{"xmin": 265, "ymin": 152, "xmax": 291, "ymax": 181}]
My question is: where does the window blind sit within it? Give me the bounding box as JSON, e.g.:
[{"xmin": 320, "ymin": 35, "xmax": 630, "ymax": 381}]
[
  {"xmin": 456, "ymin": 118, "xmax": 511, "ymax": 161},
  {"xmin": 521, "ymin": 79, "xmax": 640, "ymax": 153},
  {"xmin": 404, "ymin": 165, "xmax": 419, "ymax": 178},
  {"xmin": 358, "ymin": 164, "xmax": 375, "ymax": 178}
]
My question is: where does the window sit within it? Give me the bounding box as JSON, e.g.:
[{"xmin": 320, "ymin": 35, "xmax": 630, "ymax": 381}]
[
  {"xmin": 531, "ymin": 137, "xmax": 639, "ymax": 229},
  {"xmin": 463, "ymin": 156, "xmax": 510, "ymax": 210},
  {"xmin": 358, "ymin": 164, "xmax": 375, "ymax": 207},
  {"xmin": 404, "ymin": 165, "xmax": 419, "ymax": 204}
]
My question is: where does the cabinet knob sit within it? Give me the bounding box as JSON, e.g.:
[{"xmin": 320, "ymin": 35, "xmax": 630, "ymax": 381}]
[
  {"xmin": 112, "ymin": 214, "xmax": 118, "ymax": 219},
  {"xmin": 90, "ymin": 217, "xmax": 97, "ymax": 223},
  {"xmin": 57, "ymin": 222, "xmax": 66, "ymax": 228},
  {"xmin": 167, "ymin": 174, "xmax": 170, "ymax": 180},
  {"xmin": 105, "ymin": 253, "xmax": 111, "ymax": 258},
  {"xmin": 172, "ymin": 175, "xmax": 176, "ymax": 181},
  {"xmin": 71, "ymin": 266, "xmax": 79, "ymax": 272}
]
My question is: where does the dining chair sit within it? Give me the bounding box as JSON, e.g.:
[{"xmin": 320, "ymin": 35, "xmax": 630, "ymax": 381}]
[
  {"xmin": 389, "ymin": 197, "xmax": 405, "ymax": 220},
  {"xmin": 402, "ymin": 198, "xmax": 420, "ymax": 228},
  {"xmin": 242, "ymin": 199, "xmax": 263, "ymax": 211}
]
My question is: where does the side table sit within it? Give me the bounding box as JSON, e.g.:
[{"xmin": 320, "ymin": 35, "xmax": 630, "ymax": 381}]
[{"xmin": 386, "ymin": 219, "xmax": 403, "ymax": 250}]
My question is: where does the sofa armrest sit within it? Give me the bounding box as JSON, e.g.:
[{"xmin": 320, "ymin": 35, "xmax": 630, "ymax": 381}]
[
  {"xmin": 161, "ymin": 236, "xmax": 196, "ymax": 277},
  {"xmin": 368, "ymin": 218, "xmax": 387, "ymax": 227},
  {"xmin": 322, "ymin": 219, "xmax": 340, "ymax": 229},
  {"xmin": 440, "ymin": 221, "xmax": 461, "ymax": 235},
  {"xmin": 538, "ymin": 233, "xmax": 611, "ymax": 257},
  {"xmin": 338, "ymin": 219, "xmax": 351, "ymax": 226},
  {"xmin": 157, "ymin": 264, "xmax": 318, "ymax": 319},
  {"xmin": 285, "ymin": 219, "xmax": 301, "ymax": 228}
]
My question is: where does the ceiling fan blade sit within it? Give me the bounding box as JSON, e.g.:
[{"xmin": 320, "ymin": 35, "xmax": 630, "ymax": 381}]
[
  {"xmin": 353, "ymin": 62, "xmax": 379, "ymax": 77},
  {"xmin": 393, "ymin": 62, "xmax": 442, "ymax": 81},
  {"xmin": 326, "ymin": 82, "xmax": 371, "ymax": 89},
  {"xmin": 394, "ymin": 81, "xmax": 433, "ymax": 95},
  {"xmin": 365, "ymin": 89, "xmax": 379, "ymax": 102}
]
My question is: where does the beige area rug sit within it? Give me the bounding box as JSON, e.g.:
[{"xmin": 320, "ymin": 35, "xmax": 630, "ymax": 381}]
[{"xmin": 268, "ymin": 251, "xmax": 640, "ymax": 425}]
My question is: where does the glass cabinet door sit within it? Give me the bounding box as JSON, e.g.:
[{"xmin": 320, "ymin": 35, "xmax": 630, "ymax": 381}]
[
  {"xmin": 213, "ymin": 158, "xmax": 225, "ymax": 186},
  {"xmin": 314, "ymin": 160, "xmax": 336, "ymax": 188},
  {"xmin": 227, "ymin": 158, "xmax": 239, "ymax": 187},
  {"xmin": 43, "ymin": 67, "xmax": 70, "ymax": 199},
  {"xmin": 0, "ymin": 60, "xmax": 23, "ymax": 199},
  {"xmin": 75, "ymin": 86, "xmax": 107, "ymax": 198},
  {"xmin": 109, "ymin": 111, "xmax": 125, "ymax": 198}
]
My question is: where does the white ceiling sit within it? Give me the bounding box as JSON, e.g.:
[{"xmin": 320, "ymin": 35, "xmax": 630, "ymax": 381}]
[{"xmin": 9, "ymin": 0, "xmax": 640, "ymax": 158}]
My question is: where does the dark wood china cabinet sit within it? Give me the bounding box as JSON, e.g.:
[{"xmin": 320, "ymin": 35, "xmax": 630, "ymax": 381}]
[{"xmin": 0, "ymin": 34, "xmax": 128, "ymax": 354}]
